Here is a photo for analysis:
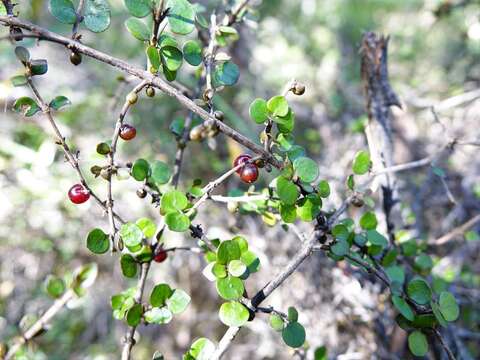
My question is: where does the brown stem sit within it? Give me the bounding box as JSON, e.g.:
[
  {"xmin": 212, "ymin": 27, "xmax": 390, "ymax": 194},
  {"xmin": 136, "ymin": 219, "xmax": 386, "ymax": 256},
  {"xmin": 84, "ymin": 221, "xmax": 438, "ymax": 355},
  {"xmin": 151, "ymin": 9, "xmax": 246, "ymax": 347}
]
[
  {"xmin": 26, "ymin": 77, "xmax": 125, "ymax": 224},
  {"xmin": 432, "ymin": 328, "xmax": 457, "ymax": 360},
  {"xmin": 4, "ymin": 290, "xmax": 74, "ymax": 360},
  {"xmin": 0, "ymin": 16, "xmax": 282, "ymax": 169}
]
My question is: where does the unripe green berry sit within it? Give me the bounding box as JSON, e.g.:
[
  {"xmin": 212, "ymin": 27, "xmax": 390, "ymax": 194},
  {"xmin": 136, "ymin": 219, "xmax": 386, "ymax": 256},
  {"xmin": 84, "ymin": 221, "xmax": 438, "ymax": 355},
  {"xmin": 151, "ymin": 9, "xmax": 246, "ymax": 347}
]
[{"xmin": 127, "ymin": 92, "xmax": 138, "ymax": 105}]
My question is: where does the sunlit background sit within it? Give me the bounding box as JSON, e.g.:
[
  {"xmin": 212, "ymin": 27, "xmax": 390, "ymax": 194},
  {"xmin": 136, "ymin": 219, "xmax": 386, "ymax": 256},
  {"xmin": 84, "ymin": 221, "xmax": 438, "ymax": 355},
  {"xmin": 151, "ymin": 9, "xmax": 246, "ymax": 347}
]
[{"xmin": 1, "ymin": 0, "xmax": 479, "ymax": 359}]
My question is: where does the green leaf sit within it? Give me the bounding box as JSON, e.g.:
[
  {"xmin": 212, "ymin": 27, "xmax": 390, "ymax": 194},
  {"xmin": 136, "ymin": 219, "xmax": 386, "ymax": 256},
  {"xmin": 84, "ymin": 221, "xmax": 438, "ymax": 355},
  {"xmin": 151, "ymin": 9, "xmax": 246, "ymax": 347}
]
[
  {"xmin": 29, "ymin": 59, "xmax": 48, "ymax": 76},
  {"xmin": 274, "ymin": 108, "xmax": 295, "ymax": 134},
  {"xmin": 317, "ymin": 180, "xmax": 330, "ymax": 198},
  {"xmin": 269, "ymin": 314, "xmax": 284, "ymax": 331},
  {"xmin": 131, "ymin": 158, "xmax": 150, "ymax": 181},
  {"xmin": 249, "ymin": 98, "xmax": 269, "ymax": 124},
  {"xmin": 282, "ymin": 322, "xmax": 306, "ymax": 348},
  {"xmin": 431, "ymin": 301, "xmax": 448, "ymax": 328},
  {"xmin": 188, "ymin": 338, "xmax": 215, "ymax": 360},
  {"xmin": 407, "ymin": 277, "xmax": 432, "ymax": 305},
  {"xmin": 150, "ymin": 161, "xmax": 171, "ymax": 185},
  {"xmin": 217, "ymin": 240, "xmax": 241, "ymax": 264},
  {"xmin": 167, "ymin": 0, "xmax": 195, "ymax": 35},
  {"xmin": 161, "ymin": 190, "xmax": 189, "ymax": 213},
  {"xmin": 120, "ymin": 254, "xmax": 138, "ymax": 278},
  {"xmin": 218, "ymin": 301, "xmax": 249, "ymax": 327},
  {"xmin": 147, "ymin": 45, "xmax": 160, "ymax": 70},
  {"xmin": 10, "ymin": 75, "xmax": 28, "ymax": 87},
  {"xmin": 125, "ymin": 17, "xmax": 150, "ymax": 41},
  {"xmin": 120, "ymin": 222, "xmax": 144, "ymax": 248},
  {"xmin": 414, "ymin": 254, "xmax": 433, "ymax": 274},
  {"xmin": 49, "ymin": 0, "xmax": 77, "ymax": 24},
  {"xmin": 385, "ymin": 265, "xmax": 405, "ymax": 285},
  {"xmin": 216, "ymin": 276, "xmax": 244, "ymax": 300},
  {"xmin": 408, "ymin": 331, "xmax": 428, "ymax": 357},
  {"xmin": 13, "ymin": 97, "xmax": 41, "ymax": 117},
  {"xmin": 144, "ymin": 307, "xmax": 173, "ymax": 324},
  {"xmin": 287, "ymin": 306, "xmax": 299, "ymax": 322},
  {"xmin": 267, "ymin": 95, "xmax": 289, "ymax": 117},
  {"xmin": 136, "ymin": 217, "xmax": 157, "ymax": 238},
  {"xmin": 71, "ymin": 263, "xmax": 98, "ymax": 296},
  {"xmin": 232, "ymin": 236, "xmax": 248, "ymax": 254},
  {"xmin": 280, "ymin": 204, "xmax": 297, "ymax": 223},
  {"xmin": 314, "ymin": 346, "xmax": 327, "ymax": 360},
  {"xmin": 213, "ymin": 61, "xmax": 240, "ymax": 86},
  {"xmin": 293, "ymin": 157, "xmax": 319, "ymax": 183},
  {"xmin": 241, "ymin": 251, "xmax": 260, "ymax": 273},
  {"xmin": 160, "ymin": 45, "xmax": 183, "ymax": 72},
  {"xmin": 392, "ymin": 295, "xmax": 414, "ymax": 321},
  {"xmin": 15, "ymin": 46, "xmax": 30, "ymax": 63},
  {"xmin": 86, "ymin": 228, "xmax": 109, "ymax": 254},
  {"xmin": 228, "ymin": 260, "xmax": 247, "ymax": 277},
  {"xmin": 439, "ymin": 291, "xmax": 459, "ymax": 322},
  {"xmin": 126, "ymin": 303, "xmax": 143, "ymax": 326},
  {"xmin": 183, "ymin": 40, "xmax": 202, "ymax": 66},
  {"xmin": 135, "ymin": 245, "xmax": 153, "ymax": 263},
  {"xmin": 366, "ymin": 230, "xmax": 388, "ymax": 248},
  {"xmin": 150, "ymin": 284, "xmax": 173, "ymax": 307},
  {"xmin": 49, "ymin": 96, "xmax": 71, "ymax": 110},
  {"xmin": 166, "ymin": 289, "xmax": 191, "ymax": 314},
  {"xmin": 212, "ymin": 263, "xmax": 227, "ymax": 278},
  {"xmin": 331, "ymin": 239, "xmax": 349, "ymax": 256},
  {"xmin": 360, "ymin": 211, "xmax": 377, "ymax": 230},
  {"xmin": 276, "ymin": 176, "xmax": 299, "ymax": 205},
  {"xmin": 347, "ymin": 174, "xmax": 355, "ymax": 190},
  {"xmin": 352, "ymin": 150, "xmax": 371, "ymax": 175},
  {"xmin": 45, "ymin": 275, "xmax": 66, "ymax": 299},
  {"xmin": 296, "ymin": 194, "xmax": 322, "ymax": 222},
  {"xmin": 165, "ymin": 211, "xmax": 190, "ymax": 232},
  {"xmin": 96, "ymin": 142, "xmax": 110, "ymax": 155},
  {"xmin": 84, "ymin": 0, "xmax": 110, "ymax": 33},
  {"xmin": 0, "ymin": 3, "xmax": 6, "ymax": 15},
  {"xmin": 125, "ymin": 0, "xmax": 152, "ymax": 18}
]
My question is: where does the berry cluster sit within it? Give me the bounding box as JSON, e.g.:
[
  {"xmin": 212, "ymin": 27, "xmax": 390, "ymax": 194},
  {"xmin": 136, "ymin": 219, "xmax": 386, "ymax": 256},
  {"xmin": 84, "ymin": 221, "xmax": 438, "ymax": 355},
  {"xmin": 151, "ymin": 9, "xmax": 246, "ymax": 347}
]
[{"xmin": 233, "ymin": 154, "xmax": 259, "ymax": 183}]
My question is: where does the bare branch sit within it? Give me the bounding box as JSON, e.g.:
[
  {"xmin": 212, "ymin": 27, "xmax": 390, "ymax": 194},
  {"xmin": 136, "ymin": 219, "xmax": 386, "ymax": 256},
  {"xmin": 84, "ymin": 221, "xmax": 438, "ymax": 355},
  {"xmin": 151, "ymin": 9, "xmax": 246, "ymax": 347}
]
[{"xmin": 428, "ymin": 213, "xmax": 480, "ymax": 245}]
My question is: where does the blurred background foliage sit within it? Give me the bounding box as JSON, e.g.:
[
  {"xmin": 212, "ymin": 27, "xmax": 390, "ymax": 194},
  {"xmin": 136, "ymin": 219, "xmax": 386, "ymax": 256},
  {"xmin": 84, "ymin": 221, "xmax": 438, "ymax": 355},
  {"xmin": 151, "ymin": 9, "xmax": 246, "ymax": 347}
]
[{"xmin": 1, "ymin": 0, "xmax": 479, "ymax": 359}]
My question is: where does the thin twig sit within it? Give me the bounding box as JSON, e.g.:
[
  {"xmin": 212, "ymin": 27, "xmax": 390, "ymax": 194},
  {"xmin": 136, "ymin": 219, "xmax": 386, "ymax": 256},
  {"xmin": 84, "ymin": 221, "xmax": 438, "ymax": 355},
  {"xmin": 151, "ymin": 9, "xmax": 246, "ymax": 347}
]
[
  {"xmin": 121, "ymin": 262, "xmax": 150, "ymax": 360},
  {"xmin": 428, "ymin": 213, "xmax": 480, "ymax": 245},
  {"xmin": 432, "ymin": 328, "xmax": 457, "ymax": 360},
  {"xmin": 4, "ymin": 290, "xmax": 75, "ymax": 360},
  {"xmin": 106, "ymin": 81, "xmax": 148, "ymax": 251},
  {"xmin": 26, "ymin": 77, "xmax": 125, "ymax": 224}
]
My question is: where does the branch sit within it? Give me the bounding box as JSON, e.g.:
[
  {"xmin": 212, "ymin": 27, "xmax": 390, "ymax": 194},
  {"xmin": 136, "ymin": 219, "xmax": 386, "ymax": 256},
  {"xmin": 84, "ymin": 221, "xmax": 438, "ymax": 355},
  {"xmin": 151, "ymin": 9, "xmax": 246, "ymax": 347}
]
[
  {"xmin": 4, "ymin": 290, "xmax": 75, "ymax": 360},
  {"xmin": 432, "ymin": 328, "xmax": 457, "ymax": 360},
  {"xmin": 106, "ymin": 80, "xmax": 149, "ymax": 250},
  {"xmin": 428, "ymin": 213, "xmax": 480, "ymax": 245},
  {"xmin": 361, "ymin": 31, "xmax": 400, "ymax": 243},
  {"xmin": 211, "ymin": 197, "xmax": 354, "ymax": 359},
  {"xmin": 25, "ymin": 77, "xmax": 125, "ymax": 224},
  {"xmin": 0, "ymin": 16, "xmax": 282, "ymax": 169},
  {"xmin": 121, "ymin": 262, "xmax": 151, "ymax": 360}
]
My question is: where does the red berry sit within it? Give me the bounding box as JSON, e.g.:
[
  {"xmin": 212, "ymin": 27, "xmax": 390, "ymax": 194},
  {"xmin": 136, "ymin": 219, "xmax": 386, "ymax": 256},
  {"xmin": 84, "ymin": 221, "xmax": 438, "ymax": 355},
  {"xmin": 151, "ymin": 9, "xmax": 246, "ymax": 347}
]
[
  {"xmin": 119, "ymin": 124, "xmax": 136, "ymax": 141},
  {"xmin": 233, "ymin": 154, "xmax": 252, "ymax": 174},
  {"xmin": 68, "ymin": 184, "xmax": 90, "ymax": 204},
  {"xmin": 240, "ymin": 164, "xmax": 259, "ymax": 183},
  {"xmin": 154, "ymin": 250, "xmax": 168, "ymax": 263}
]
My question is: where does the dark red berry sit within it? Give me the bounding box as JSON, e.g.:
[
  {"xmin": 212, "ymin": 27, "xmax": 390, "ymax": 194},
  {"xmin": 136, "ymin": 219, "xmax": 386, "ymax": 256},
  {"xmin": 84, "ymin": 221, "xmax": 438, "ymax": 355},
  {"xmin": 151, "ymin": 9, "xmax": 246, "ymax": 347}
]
[
  {"xmin": 240, "ymin": 164, "xmax": 259, "ymax": 183},
  {"xmin": 119, "ymin": 124, "xmax": 136, "ymax": 141},
  {"xmin": 233, "ymin": 154, "xmax": 252, "ymax": 174},
  {"xmin": 154, "ymin": 250, "xmax": 168, "ymax": 263},
  {"xmin": 68, "ymin": 184, "xmax": 90, "ymax": 204}
]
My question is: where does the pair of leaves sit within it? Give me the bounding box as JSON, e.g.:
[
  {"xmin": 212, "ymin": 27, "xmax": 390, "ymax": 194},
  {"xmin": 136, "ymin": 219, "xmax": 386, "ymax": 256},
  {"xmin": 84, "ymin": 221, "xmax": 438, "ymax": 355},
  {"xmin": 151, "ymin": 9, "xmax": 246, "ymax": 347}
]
[{"xmin": 49, "ymin": 0, "xmax": 110, "ymax": 32}]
